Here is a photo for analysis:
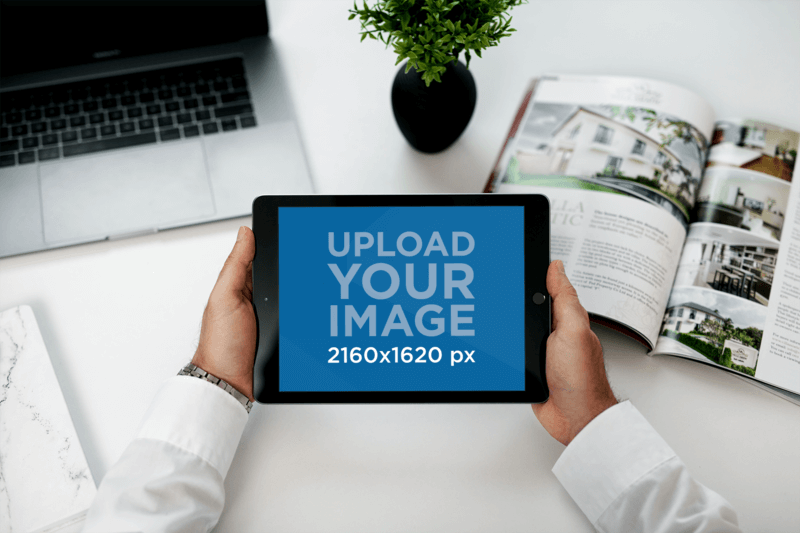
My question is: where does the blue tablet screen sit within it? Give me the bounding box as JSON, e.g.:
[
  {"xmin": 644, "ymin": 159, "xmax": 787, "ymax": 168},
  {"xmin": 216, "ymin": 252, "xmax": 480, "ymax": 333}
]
[{"xmin": 278, "ymin": 206, "xmax": 525, "ymax": 392}]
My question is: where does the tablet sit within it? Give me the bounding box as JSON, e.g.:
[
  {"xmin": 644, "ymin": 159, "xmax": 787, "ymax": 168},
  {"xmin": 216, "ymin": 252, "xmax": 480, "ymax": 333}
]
[{"xmin": 252, "ymin": 194, "xmax": 550, "ymax": 403}]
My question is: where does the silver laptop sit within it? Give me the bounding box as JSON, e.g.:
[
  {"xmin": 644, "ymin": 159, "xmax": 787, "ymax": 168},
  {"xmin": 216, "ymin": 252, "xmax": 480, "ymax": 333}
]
[{"xmin": 0, "ymin": 1, "xmax": 313, "ymax": 258}]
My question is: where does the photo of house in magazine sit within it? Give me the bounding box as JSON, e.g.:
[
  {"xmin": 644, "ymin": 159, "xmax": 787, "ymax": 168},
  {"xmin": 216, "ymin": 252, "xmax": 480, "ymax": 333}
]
[
  {"xmin": 659, "ymin": 287, "xmax": 767, "ymax": 377},
  {"xmin": 508, "ymin": 102, "xmax": 707, "ymax": 225},
  {"xmin": 487, "ymin": 74, "xmax": 800, "ymax": 402}
]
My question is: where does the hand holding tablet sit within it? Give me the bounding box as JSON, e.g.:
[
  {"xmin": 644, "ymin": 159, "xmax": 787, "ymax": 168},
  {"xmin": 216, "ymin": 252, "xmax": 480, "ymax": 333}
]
[{"xmin": 251, "ymin": 194, "xmax": 550, "ymax": 404}]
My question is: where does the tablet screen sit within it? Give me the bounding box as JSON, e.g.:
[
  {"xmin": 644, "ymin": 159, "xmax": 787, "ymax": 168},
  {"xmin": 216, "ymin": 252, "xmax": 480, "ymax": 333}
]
[{"xmin": 278, "ymin": 206, "xmax": 525, "ymax": 392}]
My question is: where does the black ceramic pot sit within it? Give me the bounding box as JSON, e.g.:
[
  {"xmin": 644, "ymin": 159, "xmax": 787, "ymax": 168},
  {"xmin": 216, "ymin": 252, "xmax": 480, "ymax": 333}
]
[{"xmin": 391, "ymin": 60, "xmax": 477, "ymax": 153}]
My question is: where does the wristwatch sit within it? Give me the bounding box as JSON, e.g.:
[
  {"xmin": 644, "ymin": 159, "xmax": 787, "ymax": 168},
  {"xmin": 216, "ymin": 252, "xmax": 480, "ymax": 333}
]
[{"xmin": 178, "ymin": 362, "xmax": 253, "ymax": 413}]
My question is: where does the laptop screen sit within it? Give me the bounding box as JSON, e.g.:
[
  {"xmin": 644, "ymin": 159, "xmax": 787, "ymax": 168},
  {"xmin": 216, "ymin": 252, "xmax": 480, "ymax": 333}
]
[{"xmin": 0, "ymin": 1, "xmax": 268, "ymax": 78}]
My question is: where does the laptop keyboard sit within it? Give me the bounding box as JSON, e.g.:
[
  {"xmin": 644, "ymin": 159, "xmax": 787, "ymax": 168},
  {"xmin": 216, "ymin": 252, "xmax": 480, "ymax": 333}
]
[{"xmin": 0, "ymin": 58, "xmax": 256, "ymax": 168}]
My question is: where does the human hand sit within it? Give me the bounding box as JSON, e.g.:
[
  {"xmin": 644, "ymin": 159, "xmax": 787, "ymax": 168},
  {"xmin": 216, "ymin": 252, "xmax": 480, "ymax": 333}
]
[
  {"xmin": 192, "ymin": 226, "xmax": 257, "ymax": 401},
  {"xmin": 531, "ymin": 260, "xmax": 617, "ymax": 446}
]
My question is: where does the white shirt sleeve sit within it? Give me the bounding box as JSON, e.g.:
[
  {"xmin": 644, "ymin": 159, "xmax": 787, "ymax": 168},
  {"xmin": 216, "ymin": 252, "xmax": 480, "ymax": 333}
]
[
  {"xmin": 553, "ymin": 400, "xmax": 743, "ymax": 533},
  {"xmin": 82, "ymin": 376, "xmax": 249, "ymax": 533}
]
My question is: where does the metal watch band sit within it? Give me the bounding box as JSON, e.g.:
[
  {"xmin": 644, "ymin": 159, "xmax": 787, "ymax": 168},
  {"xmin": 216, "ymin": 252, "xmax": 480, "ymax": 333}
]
[{"xmin": 178, "ymin": 363, "xmax": 253, "ymax": 413}]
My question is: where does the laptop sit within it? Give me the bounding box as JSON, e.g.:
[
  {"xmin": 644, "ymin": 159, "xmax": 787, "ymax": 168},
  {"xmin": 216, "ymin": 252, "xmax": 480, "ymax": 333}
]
[{"xmin": 0, "ymin": 0, "xmax": 313, "ymax": 258}]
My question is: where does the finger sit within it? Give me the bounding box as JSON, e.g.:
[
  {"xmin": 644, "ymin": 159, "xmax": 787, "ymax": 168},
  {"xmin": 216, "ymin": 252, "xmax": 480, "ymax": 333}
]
[
  {"xmin": 547, "ymin": 260, "xmax": 589, "ymax": 329},
  {"xmin": 216, "ymin": 226, "xmax": 256, "ymax": 294}
]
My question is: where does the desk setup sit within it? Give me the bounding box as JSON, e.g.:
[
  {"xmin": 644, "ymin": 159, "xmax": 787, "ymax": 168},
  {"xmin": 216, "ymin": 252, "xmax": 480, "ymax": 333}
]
[{"xmin": 1, "ymin": 1, "xmax": 799, "ymax": 531}]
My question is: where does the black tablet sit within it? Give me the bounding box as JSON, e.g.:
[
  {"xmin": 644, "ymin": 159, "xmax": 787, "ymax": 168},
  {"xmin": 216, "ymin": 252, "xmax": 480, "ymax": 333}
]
[{"xmin": 252, "ymin": 194, "xmax": 550, "ymax": 404}]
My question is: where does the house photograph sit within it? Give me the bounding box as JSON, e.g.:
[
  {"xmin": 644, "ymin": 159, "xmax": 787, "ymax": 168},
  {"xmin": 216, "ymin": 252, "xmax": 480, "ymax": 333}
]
[
  {"xmin": 694, "ymin": 166, "xmax": 791, "ymax": 240},
  {"xmin": 658, "ymin": 287, "xmax": 767, "ymax": 377},
  {"xmin": 673, "ymin": 223, "xmax": 778, "ymax": 306},
  {"xmin": 708, "ymin": 120, "xmax": 799, "ymax": 181},
  {"xmin": 510, "ymin": 102, "xmax": 706, "ymax": 221},
  {"xmin": 662, "ymin": 301, "xmax": 724, "ymax": 334}
]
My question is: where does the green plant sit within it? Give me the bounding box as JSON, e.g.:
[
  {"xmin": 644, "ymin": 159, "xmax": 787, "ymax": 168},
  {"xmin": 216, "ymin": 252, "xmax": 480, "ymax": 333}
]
[
  {"xmin": 349, "ymin": 0, "xmax": 526, "ymax": 86},
  {"xmin": 720, "ymin": 347, "xmax": 732, "ymax": 368}
]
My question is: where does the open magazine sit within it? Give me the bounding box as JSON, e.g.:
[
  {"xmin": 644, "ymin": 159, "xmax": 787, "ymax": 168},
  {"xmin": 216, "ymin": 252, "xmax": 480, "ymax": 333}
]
[{"xmin": 485, "ymin": 74, "xmax": 800, "ymax": 404}]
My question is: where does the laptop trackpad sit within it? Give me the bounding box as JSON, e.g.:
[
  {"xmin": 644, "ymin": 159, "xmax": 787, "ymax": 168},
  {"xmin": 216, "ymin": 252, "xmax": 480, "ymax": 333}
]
[{"xmin": 40, "ymin": 141, "xmax": 215, "ymax": 244}]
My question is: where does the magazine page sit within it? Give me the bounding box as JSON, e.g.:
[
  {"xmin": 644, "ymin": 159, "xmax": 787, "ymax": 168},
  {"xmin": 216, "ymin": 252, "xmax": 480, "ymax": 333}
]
[
  {"xmin": 653, "ymin": 120, "xmax": 800, "ymax": 394},
  {"xmin": 491, "ymin": 74, "xmax": 716, "ymax": 348},
  {"xmin": 499, "ymin": 182, "xmax": 685, "ymax": 347}
]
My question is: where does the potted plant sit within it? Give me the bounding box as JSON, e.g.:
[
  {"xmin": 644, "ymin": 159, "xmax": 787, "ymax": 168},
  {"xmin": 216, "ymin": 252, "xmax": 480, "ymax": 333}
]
[{"xmin": 350, "ymin": 0, "xmax": 525, "ymax": 153}]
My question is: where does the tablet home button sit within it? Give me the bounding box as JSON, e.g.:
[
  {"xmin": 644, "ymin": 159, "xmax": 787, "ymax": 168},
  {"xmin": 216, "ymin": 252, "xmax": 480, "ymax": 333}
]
[{"xmin": 532, "ymin": 293, "xmax": 546, "ymax": 305}]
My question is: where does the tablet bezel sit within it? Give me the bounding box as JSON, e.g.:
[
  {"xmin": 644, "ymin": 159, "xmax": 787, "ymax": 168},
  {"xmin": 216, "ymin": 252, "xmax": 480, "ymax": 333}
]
[{"xmin": 252, "ymin": 194, "xmax": 550, "ymax": 404}]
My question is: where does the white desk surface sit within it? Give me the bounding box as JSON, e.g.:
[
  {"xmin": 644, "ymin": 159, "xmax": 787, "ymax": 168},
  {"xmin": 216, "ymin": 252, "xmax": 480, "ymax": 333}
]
[{"xmin": 2, "ymin": 1, "xmax": 799, "ymax": 531}]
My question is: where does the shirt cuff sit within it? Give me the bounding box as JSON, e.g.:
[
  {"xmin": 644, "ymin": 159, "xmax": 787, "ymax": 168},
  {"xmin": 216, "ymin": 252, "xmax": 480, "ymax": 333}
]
[
  {"xmin": 552, "ymin": 400, "xmax": 676, "ymax": 525},
  {"xmin": 135, "ymin": 375, "xmax": 249, "ymax": 478}
]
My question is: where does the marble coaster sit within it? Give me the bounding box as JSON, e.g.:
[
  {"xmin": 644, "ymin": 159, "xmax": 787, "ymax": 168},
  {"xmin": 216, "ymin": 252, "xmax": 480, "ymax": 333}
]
[{"xmin": 0, "ymin": 305, "xmax": 96, "ymax": 533}]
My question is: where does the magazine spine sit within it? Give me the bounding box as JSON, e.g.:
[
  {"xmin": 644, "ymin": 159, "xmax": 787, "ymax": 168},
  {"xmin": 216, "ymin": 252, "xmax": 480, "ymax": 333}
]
[{"xmin": 483, "ymin": 83, "xmax": 536, "ymax": 193}]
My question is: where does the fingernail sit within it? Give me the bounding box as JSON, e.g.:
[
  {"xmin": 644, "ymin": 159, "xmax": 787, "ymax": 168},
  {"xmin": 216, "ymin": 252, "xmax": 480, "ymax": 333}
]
[
  {"xmin": 236, "ymin": 226, "xmax": 244, "ymax": 241},
  {"xmin": 558, "ymin": 260, "xmax": 565, "ymax": 273}
]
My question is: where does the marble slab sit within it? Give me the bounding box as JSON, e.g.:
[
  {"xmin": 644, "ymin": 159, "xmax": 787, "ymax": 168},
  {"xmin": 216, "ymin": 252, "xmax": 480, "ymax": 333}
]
[{"xmin": 0, "ymin": 306, "xmax": 96, "ymax": 533}]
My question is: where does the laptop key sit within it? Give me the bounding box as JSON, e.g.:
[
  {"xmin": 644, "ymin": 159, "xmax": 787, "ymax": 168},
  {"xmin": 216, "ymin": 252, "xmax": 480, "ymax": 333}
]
[
  {"xmin": 42, "ymin": 134, "xmax": 59, "ymax": 146},
  {"xmin": 101, "ymin": 124, "xmax": 117, "ymax": 137},
  {"xmin": 176, "ymin": 86, "xmax": 191, "ymax": 97},
  {"xmin": 139, "ymin": 92, "xmax": 155, "ymax": 103},
  {"xmin": 202, "ymin": 95, "xmax": 218, "ymax": 106},
  {"xmin": 12, "ymin": 124, "xmax": 28, "ymax": 136},
  {"xmin": 0, "ymin": 154, "xmax": 15, "ymax": 167},
  {"xmin": 6, "ymin": 112, "xmax": 23, "ymax": 124},
  {"xmin": 81, "ymin": 127, "xmax": 98, "ymax": 140},
  {"xmin": 231, "ymin": 76, "xmax": 247, "ymax": 89},
  {"xmin": 128, "ymin": 107, "xmax": 143, "ymax": 118},
  {"xmin": 64, "ymin": 132, "xmax": 157, "ymax": 157},
  {"xmin": 22, "ymin": 137, "xmax": 39, "ymax": 149},
  {"xmin": 50, "ymin": 119, "xmax": 67, "ymax": 130},
  {"xmin": 220, "ymin": 91, "xmax": 250, "ymax": 104},
  {"xmin": 195, "ymin": 84, "xmax": 210, "ymax": 94},
  {"xmin": 159, "ymin": 128, "xmax": 180, "ymax": 141},
  {"xmin": 61, "ymin": 130, "xmax": 79, "ymax": 143},
  {"xmin": 240, "ymin": 116, "xmax": 257, "ymax": 128},
  {"xmin": 183, "ymin": 98, "xmax": 199, "ymax": 109},
  {"xmin": 176, "ymin": 113, "xmax": 192, "ymax": 124},
  {"xmin": 70, "ymin": 116, "xmax": 87, "ymax": 127},
  {"xmin": 119, "ymin": 122, "xmax": 136, "ymax": 134},
  {"xmin": 146, "ymin": 104, "xmax": 162, "ymax": 115},
  {"xmin": 102, "ymin": 97, "xmax": 118, "ymax": 109},
  {"xmin": 0, "ymin": 139, "xmax": 19, "ymax": 152},
  {"xmin": 18, "ymin": 151, "xmax": 36, "ymax": 165},
  {"xmin": 195, "ymin": 110, "xmax": 211, "ymax": 121},
  {"xmin": 32, "ymin": 122, "xmax": 47, "ymax": 133},
  {"xmin": 183, "ymin": 125, "xmax": 200, "ymax": 138},
  {"xmin": 25, "ymin": 109, "xmax": 43, "ymax": 121},
  {"xmin": 44, "ymin": 107, "xmax": 61, "ymax": 118},
  {"xmin": 121, "ymin": 95, "xmax": 137, "ymax": 106},
  {"xmin": 202, "ymin": 122, "xmax": 219, "ymax": 135},
  {"xmin": 214, "ymin": 103, "xmax": 253, "ymax": 118},
  {"xmin": 38, "ymin": 147, "xmax": 60, "ymax": 161},
  {"xmin": 83, "ymin": 101, "xmax": 99, "ymax": 112},
  {"xmin": 0, "ymin": 127, "xmax": 8, "ymax": 139},
  {"xmin": 108, "ymin": 110, "xmax": 124, "ymax": 121},
  {"xmin": 64, "ymin": 104, "xmax": 80, "ymax": 115},
  {"xmin": 89, "ymin": 113, "xmax": 105, "ymax": 124},
  {"xmin": 139, "ymin": 118, "xmax": 155, "ymax": 130},
  {"xmin": 221, "ymin": 119, "xmax": 237, "ymax": 132},
  {"xmin": 165, "ymin": 101, "xmax": 180, "ymax": 112},
  {"xmin": 157, "ymin": 116, "xmax": 173, "ymax": 127},
  {"xmin": 158, "ymin": 89, "xmax": 173, "ymax": 100}
]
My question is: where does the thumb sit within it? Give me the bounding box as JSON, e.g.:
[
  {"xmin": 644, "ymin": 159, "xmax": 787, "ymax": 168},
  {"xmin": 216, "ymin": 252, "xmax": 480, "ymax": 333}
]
[
  {"xmin": 216, "ymin": 226, "xmax": 256, "ymax": 294},
  {"xmin": 547, "ymin": 260, "xmax": 589, "ymax": 329}
]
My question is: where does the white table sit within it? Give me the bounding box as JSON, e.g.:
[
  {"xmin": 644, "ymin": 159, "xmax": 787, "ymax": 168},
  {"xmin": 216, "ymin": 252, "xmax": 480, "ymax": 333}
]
[{"xmin": 2, "ymin": 1, "xmax": 799, "ymax": 531}]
